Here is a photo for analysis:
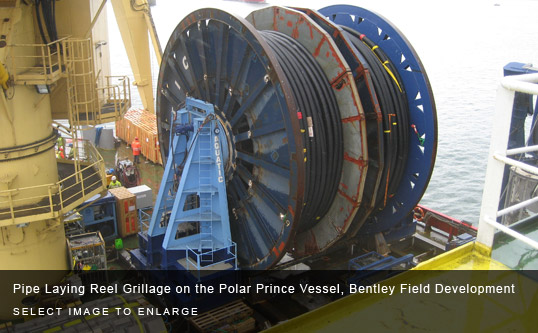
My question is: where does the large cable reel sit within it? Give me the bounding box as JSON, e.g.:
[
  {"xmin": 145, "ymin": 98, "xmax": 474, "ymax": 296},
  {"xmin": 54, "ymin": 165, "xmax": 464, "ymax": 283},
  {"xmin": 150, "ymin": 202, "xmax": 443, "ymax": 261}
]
[{"xmin": 156, "ymin": 5, "xmax": 437, "ymax": 269}]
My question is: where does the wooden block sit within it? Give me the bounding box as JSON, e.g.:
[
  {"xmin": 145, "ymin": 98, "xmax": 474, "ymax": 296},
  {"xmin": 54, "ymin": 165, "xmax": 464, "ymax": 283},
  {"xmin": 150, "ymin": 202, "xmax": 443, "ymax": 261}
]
[
  {"xmin": 190, "ymin": 301, "xmax": 254, "ymax": 332},
  {"xmin": 109, "ymin": 187, "xmax": 139, "ymax": 237}
]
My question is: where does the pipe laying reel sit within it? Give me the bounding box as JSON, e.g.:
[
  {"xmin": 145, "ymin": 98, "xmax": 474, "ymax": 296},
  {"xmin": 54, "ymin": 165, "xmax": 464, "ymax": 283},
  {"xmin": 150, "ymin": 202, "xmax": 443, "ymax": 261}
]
[{"xmin": 156, "ymin": 5, "xmax": 437, "ymax": 269}]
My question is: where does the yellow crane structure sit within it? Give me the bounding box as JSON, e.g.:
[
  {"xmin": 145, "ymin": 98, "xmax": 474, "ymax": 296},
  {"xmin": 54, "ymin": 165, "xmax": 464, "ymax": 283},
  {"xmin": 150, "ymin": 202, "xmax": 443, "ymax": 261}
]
[{"xmin": 0, "ymin": 0, "xmax": 158, "ymax": 318}]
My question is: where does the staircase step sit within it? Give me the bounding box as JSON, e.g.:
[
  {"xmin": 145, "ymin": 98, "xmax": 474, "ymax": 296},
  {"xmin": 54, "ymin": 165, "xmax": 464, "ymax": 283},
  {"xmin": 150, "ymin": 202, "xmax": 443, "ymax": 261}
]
[
  {"xmin": 184, "ymin": 185, "xmax": 218, "ymax": 193},
  {"xmin": 193, "ymin": 157, "xmax": 214, "ymax": 164},
  {"xmin": 176, "ymin": 212, "xmax": 221, "ymax": 222}
]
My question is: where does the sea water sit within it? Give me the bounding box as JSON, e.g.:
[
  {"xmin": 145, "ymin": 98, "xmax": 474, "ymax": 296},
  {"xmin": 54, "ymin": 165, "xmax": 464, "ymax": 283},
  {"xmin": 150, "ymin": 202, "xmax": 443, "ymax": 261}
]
[{"xmin": 107, "ymin": 0, "xmax": 538, "ymax": 224}]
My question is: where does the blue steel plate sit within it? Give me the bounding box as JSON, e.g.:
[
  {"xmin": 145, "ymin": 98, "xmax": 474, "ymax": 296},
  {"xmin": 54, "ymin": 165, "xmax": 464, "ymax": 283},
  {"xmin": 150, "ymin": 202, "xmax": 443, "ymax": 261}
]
[
  {"xmin": 156, "ymin": 8, "xmax": 304, "ymax": 269},
  {"xmin": 319, "ymin": 5, "xmax": 437, "ymax": 235}
]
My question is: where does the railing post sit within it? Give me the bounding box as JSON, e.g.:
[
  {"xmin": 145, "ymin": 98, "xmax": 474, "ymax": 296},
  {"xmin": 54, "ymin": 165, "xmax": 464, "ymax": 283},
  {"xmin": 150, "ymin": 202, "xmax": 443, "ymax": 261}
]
[
  {"xmin": 40, "ymin": 45, "xmax": 46, "ymax": 80},
  {"xmin": 57, "ymin": 40, "xmax": 62, "ymax": 76},
  {"xmin": 477, "ymin": 73, "xmax": 538, "ymax": 251},
  {"xmin": 234, "ymin": 243, "xmax": 237, "ymax": 269},
  {"xmin": 58, "ymin": 183, "xmax": 64, "ymax": 212},
  {"xmin": 108, "ymin": 76, "xmax": 113, "ymax": 101},
  {"xmin": 99, "ymin": 153, "xmax": 106, "ymax": 189},
  {"xmin": 8, "ymin": 191, "xmax": 15, "ymax": 223},
  {"xmin": 48, "ymin": 185, "xmax": 54, "ymax": 214},
  {"xmin": 476, "ymin": 85, "xmax": 515, "ymax": 248},
  {"xmin": 115, "ymin": 85, "xmax": 120, "ymax": 114},
  {"xmin": 47, "ymin": 43, "xmax": 52, "ymax": 79}
]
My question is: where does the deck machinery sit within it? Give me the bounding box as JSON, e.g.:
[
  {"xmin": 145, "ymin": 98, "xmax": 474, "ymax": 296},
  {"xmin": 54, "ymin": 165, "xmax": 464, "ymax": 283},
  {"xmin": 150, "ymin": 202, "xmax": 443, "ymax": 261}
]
[{"xmin": 134, "ymin": 5, "xmax": 437, "ymax": 272}]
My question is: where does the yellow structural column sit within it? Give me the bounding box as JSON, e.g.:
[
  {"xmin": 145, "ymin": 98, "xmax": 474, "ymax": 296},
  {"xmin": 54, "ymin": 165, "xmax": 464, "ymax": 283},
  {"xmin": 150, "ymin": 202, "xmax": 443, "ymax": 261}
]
[
  {"xmin": 0, "ymin": 85, "xmax": 68, "ymax": 271},
  {"xmin": 0, "ymin": 3, "xmax": 68, "ymax": 319},
  {"xmin": 111, "ymin": 0, "xmax": 161, "ymax": 114},
  {"xmin": 0, "ymin": 3, "xmax": 67, "ymax": 272}
]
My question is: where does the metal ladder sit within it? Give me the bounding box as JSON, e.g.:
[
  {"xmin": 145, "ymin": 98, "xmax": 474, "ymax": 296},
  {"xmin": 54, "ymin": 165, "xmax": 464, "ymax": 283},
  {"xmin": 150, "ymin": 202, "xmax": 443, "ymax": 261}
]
[{"xmin": 197, "ymin": 124, "xmax": 214, "ymax": 263}]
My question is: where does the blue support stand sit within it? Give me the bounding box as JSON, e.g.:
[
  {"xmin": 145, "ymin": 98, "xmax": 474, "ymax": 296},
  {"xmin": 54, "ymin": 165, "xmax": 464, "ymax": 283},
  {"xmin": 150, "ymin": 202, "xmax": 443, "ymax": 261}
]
[{"xmin": 134, "ymin": 98, "xmax": 237, "ymax": 276}]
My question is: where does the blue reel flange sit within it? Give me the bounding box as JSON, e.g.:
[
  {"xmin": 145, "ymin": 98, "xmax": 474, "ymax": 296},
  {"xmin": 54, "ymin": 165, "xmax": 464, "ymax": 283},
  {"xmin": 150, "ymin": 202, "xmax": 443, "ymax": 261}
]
[
  {"xmin": 319, "ymin": 5, "xmax": 438, "ymax": 237},
  {"xmin": 156, "ymin": 8, "xmax": 308, "ymax": 270}
]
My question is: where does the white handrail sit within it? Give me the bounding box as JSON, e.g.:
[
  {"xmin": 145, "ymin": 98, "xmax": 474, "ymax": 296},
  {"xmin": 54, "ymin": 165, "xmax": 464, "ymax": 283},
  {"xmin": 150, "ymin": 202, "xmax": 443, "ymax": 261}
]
[
  {"xmin": 493, "ymin": 153, "xmax": 538, "ymax": 176},
  {"xmin": 477, "ymin": 72, "xmax": 538, "ymax": 251},
  {"xmin": 501, "ymin": 73, "xmax": 538, "ymax": 94},
  {"xmin": 506, "ymin": 144, "xmax": 538, "ymax": 156},
  {"xmin": 484, "ymin": 217, "xmax": 538, "ymax": 250},
  {"xmin": 496, "ymin": 195, "xmax": 538, "ymax": 217}
]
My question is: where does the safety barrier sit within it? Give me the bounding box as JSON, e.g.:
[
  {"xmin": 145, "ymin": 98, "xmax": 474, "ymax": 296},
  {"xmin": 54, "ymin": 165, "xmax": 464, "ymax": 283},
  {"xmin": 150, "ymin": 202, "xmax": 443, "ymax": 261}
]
[
  {"xmin": 0, "ymin": 140, "xmax": 106, "ymax": 226},
  {"xmin": 185, "ymin": 241, "xmax": 237, "ymax": 280},
  {"xmin": 63, "ymin": 38, "xmax": 131, "ymax": 126},
  {"xmin": 8, "ymin": 37, "xmax": 68, "ymax": 85},
  {"xmin": 96, "ymin": 75, "xmax": 131, "ymax": 123},
  {"xmin": 477, "ymin": 73, "xmax": 538, "ymax": 253},
  {"xmin": 138, "ymin": 207, "xmax": 152, "ymax": 233},
  {"xmin": 9, "ymin": 37, "xmax": 131, "ymax": 126}
]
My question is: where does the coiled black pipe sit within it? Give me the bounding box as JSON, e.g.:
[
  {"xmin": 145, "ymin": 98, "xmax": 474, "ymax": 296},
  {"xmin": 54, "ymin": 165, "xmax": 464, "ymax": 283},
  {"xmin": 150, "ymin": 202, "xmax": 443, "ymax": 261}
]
[
  {"xmin": 342, "ymin": 27, "xmax": 409, "ymax": 210},
  {"xmin": 35, "ymin": 0, "xmax": 59, "ymax": 52},
  {"xmin": 261, "ymin": 31, "xmax": 343, "ymax": 229}
]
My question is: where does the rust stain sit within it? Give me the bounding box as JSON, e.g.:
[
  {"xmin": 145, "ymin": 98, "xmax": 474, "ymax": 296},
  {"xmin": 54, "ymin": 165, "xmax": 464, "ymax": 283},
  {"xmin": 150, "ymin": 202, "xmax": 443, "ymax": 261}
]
[
  {"xmin": 332, "ymin": 49, "xmax": 346, "ymax": 71},
  {"xmin": 342, "ymin": 208, "xmax": 356, "ymax": 229},
  {"xmin": 304, "ymin": 230, "xmax": 319, "ymax": 255},
  {"xmin": 344, "ymin": 152, "xmax": 367, "ymax": 167},
  {"xmin": 287, "ymin": 20, "xmax": 293, "ymax": 27},
  {"xmin": 287, "ymin": 205, "xmax": 295, "ymax": 218},
  {"xmin": 342, "ymin": 115, "xmax": 364, "ymax": 123},
  {"xmin": 292, "ymin": 16, "xmax": 304, "ymax": 39},
  {"xmin": 338, "ymin": 189, "xmax": 357, "ymax": 205},
  {"xmin": 355, "ymin": 65, "xmax": 366, "ymax": 76},
  {"xmin": 334, "ymin": 223, "xmax": 344, "ymax": 236},
  {"xmin": 278, "ymin": 241, "xmax": 285, "ymax": 253},
  {"xmin": 292, "ymin": 17, "xmax": 302, "ymax": 39},
  {"xmin": 284, "ymin": 8, "xmax": 298, "ymax": 15},
  {"xmin": 292, "ymin": 25, "xmax": 299, "ymax": 39},
  {"xmin": 340, "ymin": 182, "xmax": 348, "ymax": 190},
  {"xmin": 313, "ymin": 37, "xmax": 325, "ymax": 58},
  {"xmin": 330, "ymin": 71, "xmax": 349, "ymax": 88},
  {"xmin": 326, "ymin": 51, "xmax": 330, "ymax": 58}
]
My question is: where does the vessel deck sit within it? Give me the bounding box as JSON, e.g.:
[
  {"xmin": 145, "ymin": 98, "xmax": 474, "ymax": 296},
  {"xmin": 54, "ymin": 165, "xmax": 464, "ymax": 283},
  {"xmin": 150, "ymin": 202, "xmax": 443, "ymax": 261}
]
[{"xmin": 264, "ymin": 242, "xmax": 536, "ymax": 332}]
